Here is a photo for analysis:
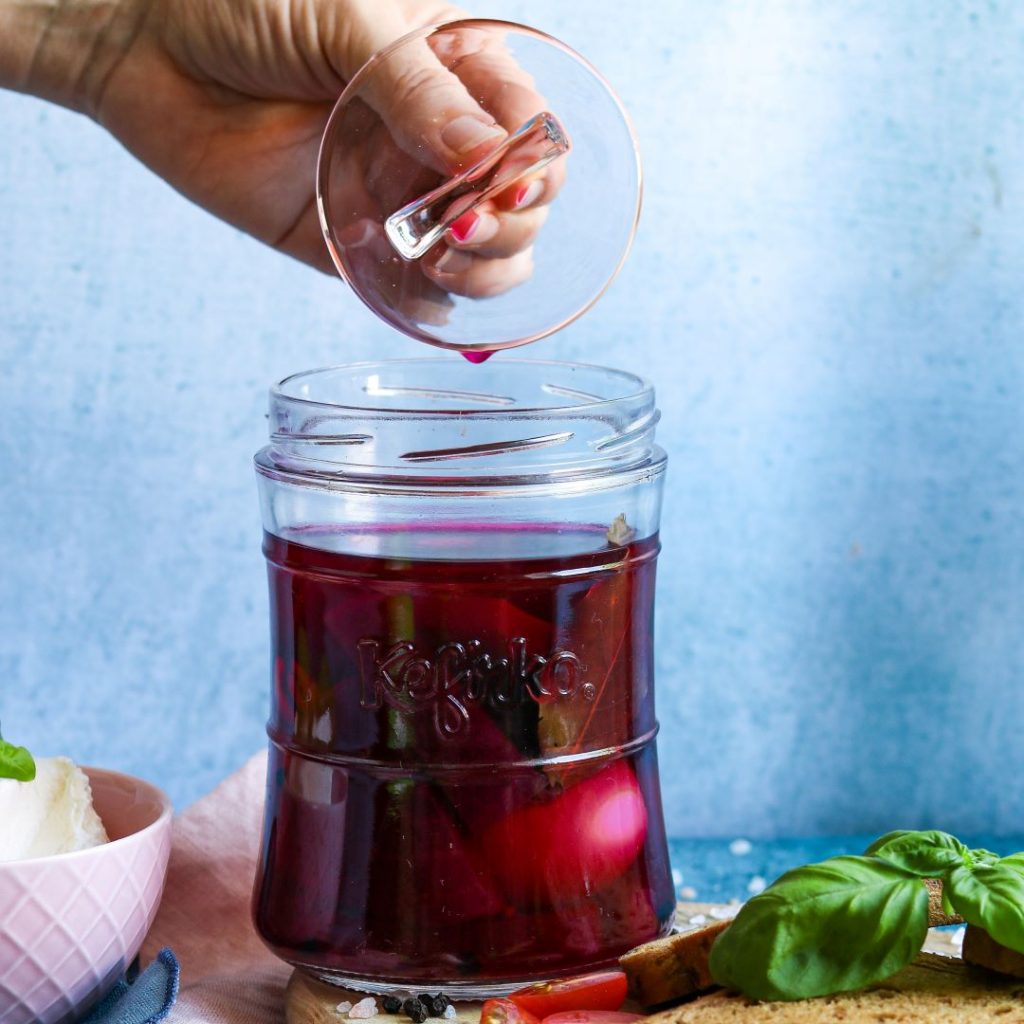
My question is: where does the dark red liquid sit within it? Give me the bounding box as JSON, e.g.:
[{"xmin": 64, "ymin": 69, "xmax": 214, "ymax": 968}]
[{"xmin": 254, "ymin": 526, "xmax": 674, "ymax": 988}]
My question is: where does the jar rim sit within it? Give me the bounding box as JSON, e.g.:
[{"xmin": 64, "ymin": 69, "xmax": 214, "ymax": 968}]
[
  {"xmin": 264, "ymin": 359, "xmax": 661, "ymax": 483},
  {"xmin": 271, "ymin": 358, "xmax": 652, "ymax": 418}
]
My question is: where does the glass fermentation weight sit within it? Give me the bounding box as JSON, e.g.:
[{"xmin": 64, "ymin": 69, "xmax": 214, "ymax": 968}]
[{"xmin": 316, "ymin": 20, "xmax": 641, "ymax": 355}]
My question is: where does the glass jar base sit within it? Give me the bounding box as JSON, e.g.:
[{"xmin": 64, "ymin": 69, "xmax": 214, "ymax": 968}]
[{"xmin": 301, "ymin": 968, "xmax": 548, "ymax": 1000}]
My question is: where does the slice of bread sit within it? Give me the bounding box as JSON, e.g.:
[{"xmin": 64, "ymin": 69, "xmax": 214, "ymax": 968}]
[
  {"xmin": 963, "ymin": 924, "xmax": 1024, "ymax": 979},
  {"xmin": 647, "ymin": 953, "xmax": 1024, "ymax": 1022},
  {"xmin": 925, "ymin": 878, "xmax": 964, "ymax": 927},
  {"xmin": 621, "ymin": 920, "xmax": 730, "ymax": 1006}
]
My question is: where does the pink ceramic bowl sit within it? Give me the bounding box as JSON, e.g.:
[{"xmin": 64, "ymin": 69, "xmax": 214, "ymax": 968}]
[{"xmin": 0, "ymin": 767, "xmax": 173, "ymax": 1024}]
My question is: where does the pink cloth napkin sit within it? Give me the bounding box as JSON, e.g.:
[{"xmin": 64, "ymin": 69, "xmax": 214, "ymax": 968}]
[{"xmin": 141, "ymin": 751, "xmax": 291, "ymax": 1023}]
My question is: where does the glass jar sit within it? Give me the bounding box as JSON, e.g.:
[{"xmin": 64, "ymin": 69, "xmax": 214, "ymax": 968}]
[{"xmin": 252, "ymin": 359, "xmax": 674, "ymax": 995}]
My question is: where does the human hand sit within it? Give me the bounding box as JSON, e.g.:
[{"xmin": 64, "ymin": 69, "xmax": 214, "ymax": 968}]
[
  {"xmin": 318, "ymin": 19, "xmax": 569, "ymax": 328},
  {"xmin": 4, "ymin": 0, "xmax": 562, "ymax": 299}
]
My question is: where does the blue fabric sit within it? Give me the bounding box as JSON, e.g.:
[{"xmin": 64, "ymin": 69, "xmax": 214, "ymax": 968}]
[
  {"xmin": 668, "ymin": 834, "xmax": 1024, "ymax": 904},
  {"xmin": 80, "ymin": 949, "xmax": 179, "ymax": 1024}
]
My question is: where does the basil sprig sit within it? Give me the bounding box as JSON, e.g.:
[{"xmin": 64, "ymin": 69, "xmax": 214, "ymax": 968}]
[
  {"xmin": 946, "ymin": 862, "xmax": 1024, "ymax": 954},
  {"xmin": 866, "ymin": 829, "xmax": 971, "ymax": 875},
  {"xmin": 709, "ymin": 829, "xmax": 1024, "ymax": 1001},
  {"xmin": 708, "ymin": 856, "xmax": 929, "ymax": 1001},
  {"xmin": 0, "ymin": 723, "xmax": 36, "ymax": 782}
]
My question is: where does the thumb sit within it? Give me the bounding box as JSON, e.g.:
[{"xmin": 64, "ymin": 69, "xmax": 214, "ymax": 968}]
[{"xmin": 336, "ymin": 9, "xmax": 507, "ymax": 174}]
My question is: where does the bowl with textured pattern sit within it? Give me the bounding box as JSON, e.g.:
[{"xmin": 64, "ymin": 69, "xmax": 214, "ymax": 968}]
[{"xmin": 0, "ymin": 767, "xmax": 173, "ymax": 1024}]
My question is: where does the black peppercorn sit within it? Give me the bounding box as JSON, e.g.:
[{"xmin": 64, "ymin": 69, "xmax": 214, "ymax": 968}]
[
  {"xmin": 426, "ymin": 994, "xmax": 451, "ymax": 1016},
  {"xmin": 403, "ymin": 998, "xmax": 428, "ymax": 1023},
  {"xmin": 382, "ymin": 996, "xmax": 402, "ymax": 1015}
]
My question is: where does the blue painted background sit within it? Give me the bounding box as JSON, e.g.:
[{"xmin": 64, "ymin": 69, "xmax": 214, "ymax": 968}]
[{"xmin": 2, "ymin": 1, "xmax": 1023, "ymax": 837}]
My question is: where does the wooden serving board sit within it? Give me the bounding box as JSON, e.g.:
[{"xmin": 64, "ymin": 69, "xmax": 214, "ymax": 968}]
[{"xmin": 285, "ymin": 903, "xmax": 966, "ymax": 1023}]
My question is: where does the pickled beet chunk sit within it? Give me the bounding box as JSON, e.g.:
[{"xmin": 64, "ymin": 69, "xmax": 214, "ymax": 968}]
[
  {"xmin": 254, "ymin": 751, "xmax": 374, "ymax": 950},
  {"xmin": 417, "ymin": 797, "xmax": 506, "ymax": 923},
  {"xmin": 422, "ymin": 896, "xmax": 606, "ymax": 976},
  {"xmin": 408, "ymin": 590, "xmax": 551, "ymax": 654},
  {"xmin": 590, "ymin": 866, "xmax": 663, "ymax": 949},
  {"xmin": 367, "ymin": 782, "xmax": 506, "ymax": 939},
  {"xmin": 479, "ymin": 761, "xmax": 648, "ymax": 907}
]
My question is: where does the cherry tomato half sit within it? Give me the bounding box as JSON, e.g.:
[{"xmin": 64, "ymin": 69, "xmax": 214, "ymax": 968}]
[
  {"xmin": 541, "ymin": 1014, "xmax": 643, "ymax": 1024},
  {"xmin": 509, "ymin": 970, "xmax": 629, "ymax": 1018},
  {"xmin": 480, "ymin": 999, "xmax": 542, "ymax": 1024}
]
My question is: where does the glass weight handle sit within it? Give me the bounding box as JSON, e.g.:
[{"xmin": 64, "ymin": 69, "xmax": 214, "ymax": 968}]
[{"xmin": 384, "ymin": 111, "xmax": 571, "ymax": 261}]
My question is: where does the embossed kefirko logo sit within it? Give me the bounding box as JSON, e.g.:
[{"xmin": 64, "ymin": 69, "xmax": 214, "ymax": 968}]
[{"xmin": 357, "ymin": 637, "xmax": 595, "ymax": 740}]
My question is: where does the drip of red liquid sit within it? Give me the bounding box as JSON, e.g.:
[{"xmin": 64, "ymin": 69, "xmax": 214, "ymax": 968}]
[{"xmin": 461, "ymin": 350, "xmax": 494, "ymax": 364}]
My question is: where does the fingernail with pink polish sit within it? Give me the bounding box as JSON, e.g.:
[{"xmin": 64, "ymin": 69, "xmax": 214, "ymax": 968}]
[
  {"xmin": 449, "ymin": 210, "xmax": 480, "ymax": 243},
  {"xmin": 513, "ymin": 180, "xmax": 544, "ymax": 209}
]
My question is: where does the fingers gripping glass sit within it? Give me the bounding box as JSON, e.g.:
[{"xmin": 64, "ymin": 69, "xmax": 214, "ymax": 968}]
[
  {"xmin": 386, "ymin": 112, "xmax": 571, "ymax": 261},
  {"xmin": 316, "ymin": 20, "xmax": 641, "ymax": 355}
]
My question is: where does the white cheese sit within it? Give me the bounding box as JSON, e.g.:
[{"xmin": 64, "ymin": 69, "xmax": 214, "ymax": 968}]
[{"xmin": 0, "ymin": 756, "xmax": 109, "ymax": 862}]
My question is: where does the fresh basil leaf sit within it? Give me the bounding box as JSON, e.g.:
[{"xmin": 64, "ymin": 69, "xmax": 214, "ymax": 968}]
[
  {"xmin": 942, "ymin": 887, "xmax": 956, "ymax": 917},
  {"xmin": 0, "ymin": 738, "xmax": 36, "ymax": 782},
  {"xmin": 864, "ymin": 830, "xmax": 916, "ymax": 855},
  {"xmin": 947, "ymin": 862, "xmax": 1024, "ymax": 954},
  {"xmin": 996, "ymin": 853, "xmax": 1024, "ymax": 872},
  {"xmin": 709, "ymin": 855, "xmax": 929, "ymax": 1001},
  {"xmin": 865, "ymin": 830, "xmax": 970, "ymax": 876},
  {"xmin": 972, "ymin": 848, "xmax": 1000, "ymax": 864}
]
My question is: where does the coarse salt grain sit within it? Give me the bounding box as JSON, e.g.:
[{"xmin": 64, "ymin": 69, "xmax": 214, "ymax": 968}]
[
  {"xmin": 747, "ymin": 875, "xmax": 767, "ymax": 895},
  {"xmin": 729, "ymin": 838, "xmax": 752, "ymax": 856},
  {"xmin": 688, "ymin": 913, "xmax": 707, "ymax": 925},
  {"xmin": 444, "ymin": 1007, "xmax": 457, "ymax": 1019},
  {"xmin": 710, "ymin": 905, "xmax": 741, "ymax": 920},
  {"xmin": 349, "ymin": 997, "xmax": 377, "ymax": 1019},
  {"xmin": 679, "ymin": 885, "xmax": 698, "ymax": 899},
  {"xmin": 336, "ymin": 1003, "xmax": 353, "ymax": 1013}
]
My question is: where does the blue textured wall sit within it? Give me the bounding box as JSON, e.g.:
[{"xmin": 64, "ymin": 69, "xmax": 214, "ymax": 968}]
[{"xmin": 2, "ymin": 1, "xmax": 1023, "ymax": 837}]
